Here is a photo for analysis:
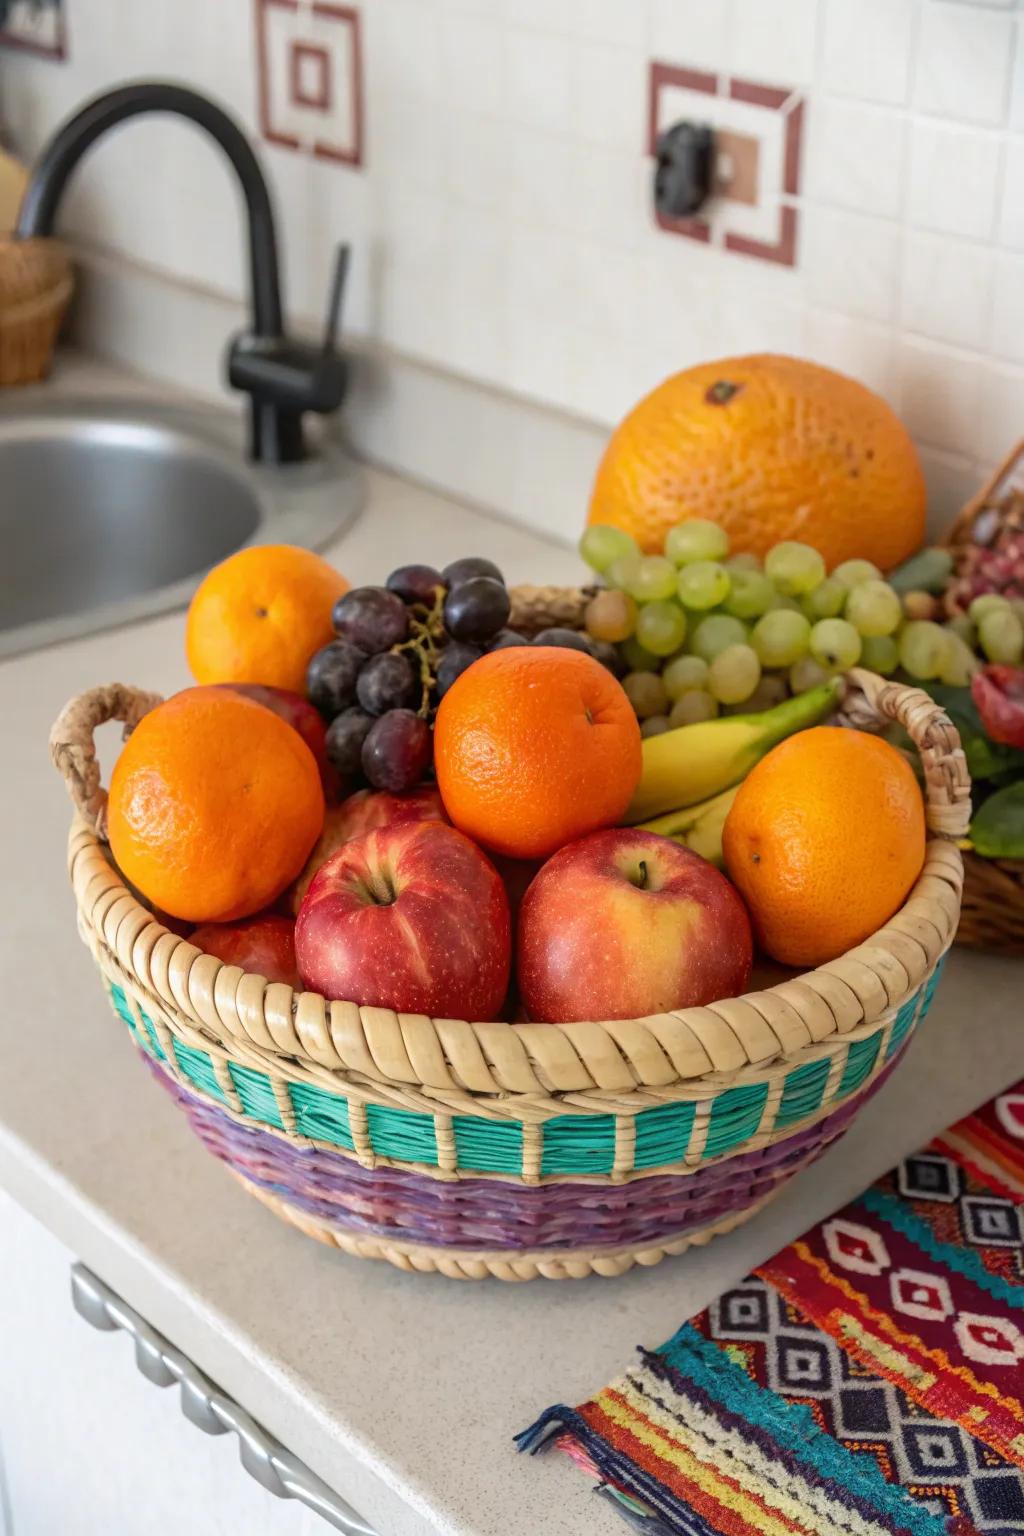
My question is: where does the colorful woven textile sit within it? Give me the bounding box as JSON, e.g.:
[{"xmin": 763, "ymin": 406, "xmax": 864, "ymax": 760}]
[{"xmin": 518, "ymin": 1082, "xmax": 1024, "ymax": 1535}]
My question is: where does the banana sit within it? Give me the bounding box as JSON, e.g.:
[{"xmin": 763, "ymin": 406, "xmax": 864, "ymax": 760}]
[
  {"xmin": 637, "ymin": 785, "xmax": 740, "ymax": 867},
  {"xmin": 625, "ymin": 678, "xmax": 843, "ymax": 823}
]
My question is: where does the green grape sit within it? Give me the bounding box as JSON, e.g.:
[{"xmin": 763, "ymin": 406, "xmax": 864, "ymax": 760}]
[
  {"xmin": 739, "ymin": 675, "xmax": 788, "ymax": 712},
  {"xmin": 635, "ymin": 600, "xmax": 687, "ymax": 657},
  {"xmin": 809, "ymin": 618, "xmax": 862, "ymax": 670},
  {"xmin": 626, "ymin": 554, "xmax": 678, "ymax": 603},
  {"xmin": 947, "ymin": 613, "xmax": 976, "ymax": 646},
  {"xmin": 858, "ymin": 634, "xmax": 900, "ymax": 676},
  {"xmin": 620, "ymin": 635, "xmax": 660, "ymax": 672},
  {"xmin": 585, "ymin": 588, "xmax": 637, "ymax": 643},
  {"xmin": 605, "ymin": 552, "xmax": 643, "ymax": 592},
  {"xmin": 640, "ymin": 714, "xmax": 670, "ymax": 739},
  {"xmin": 663, "ymin": 653, "xmax": 710, "ymax": 700},
  {"xmin": 845, "ymin": 579, "xmax": 903, "ymax": 637},
  {"xmin": 801, "ymin": 576, "xmax": 846, "ymax": 620},
  {"xmin": 723, "ymin": 570, "xmax": 776, "ymax": 620},
  {"xmin": 969, "ymin": 593, "xmax": 1012, "ymax": 624},
  {"xmin": 622, "ymin": 671, "xmax": 669, "ymax": 718},
  {"xmin": 708, "ymin": 644, "xmax": 762, "ymax": 705},
  {"xmin": 832, "ymin": 558, "xmax": 882, "ymax": 589},
  {"xmin": 898, "ymin": 621, "xmax": 951, "ymax": 680},
  {"xmin": 939, "ymin": 631, "xmax": 980, "ymax": 687},
  {"xmin": 665, "ymin": 519, "xmax": 729, "ymax": 565},
  {"xmin": 978, "ymin": 608, "xmax": 1024, "ymax": 664},
  {"xmin": 789, "ymin": 656, "xmax": 831, "ymax": 693},
  {"xmin": 751, "ymin": 610, "xmax": 812, "ymax": 668},
  {"xmin": 676, "ymin": 560, "xmax": 731, "ymax": 610},
  {"xmin": 725, "ymin": 552, "xmax": 762, "ymax": 574},
  {"xmin": 691, "ymin": 613, "xmax": 748, "ymax": 662},
  {"xmin": 1010, "ymin": 598, "xmax": 1024, "ymax": 626},
  {"xmin": 669, "ymin": 690, "xmax": 719, "ymax": 726},
  {"xmin": 765, "ymin": 541, "xmax": 827, "ymax": 596},
  {"xmin": 764, "ymin": 591, "xmax": 803, "ymax": 613},
  {"xmin": 579, "ymin": 524, "xmax": 639, "ymax": 573}
]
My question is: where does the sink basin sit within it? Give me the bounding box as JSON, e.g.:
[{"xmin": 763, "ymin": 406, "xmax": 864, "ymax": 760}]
[{"xmin": 0, "ymin": 396, "xmax": 364, "ymax": 658}]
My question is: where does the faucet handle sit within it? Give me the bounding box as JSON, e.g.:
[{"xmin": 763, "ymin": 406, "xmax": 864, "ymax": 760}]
[{"xmin": 322, "ymin": 243, "xmax": 350, "ymax": 355}]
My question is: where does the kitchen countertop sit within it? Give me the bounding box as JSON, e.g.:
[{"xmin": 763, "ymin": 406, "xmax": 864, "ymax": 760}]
[{"xmin": 1, "ymin": 377, "xmax": 1022, "ymax": 1536}]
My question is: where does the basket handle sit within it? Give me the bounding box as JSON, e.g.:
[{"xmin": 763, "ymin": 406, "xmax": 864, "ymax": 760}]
[
  {"xmin": 50, "ymin": 683, "xmax": 164, "ymax": 839},
  {"xmin": 837, "ymin": 668, "xmax": 971, "ymax": 840}
]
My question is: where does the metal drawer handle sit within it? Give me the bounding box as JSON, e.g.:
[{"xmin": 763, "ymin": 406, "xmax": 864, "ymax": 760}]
[{"xmin": 70, "ymin": 1263, "xmax": 377, "ymax": 1535}]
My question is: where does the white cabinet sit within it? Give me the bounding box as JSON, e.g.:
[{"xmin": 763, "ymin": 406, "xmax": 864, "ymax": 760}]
[{"xmin": 0, "ymin": 1190, "xmax": 335, "ymax": 1536}]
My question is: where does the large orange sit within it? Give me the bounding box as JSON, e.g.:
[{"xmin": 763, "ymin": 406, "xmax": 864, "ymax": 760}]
[
  {"xmin": 434, "ymin": 648, "xmax": 642, "ymax": 859},
  {"xmin": 589, "ymin": 354, "xmax": 926, "ymax": 570},
  {"xmin": 722, "ymin": 726, "xmax": 926, "ymax": 968},
  {"xmin": 186, "ymin": 544, "xmax": 349, "ymax": 693},
  {"xmin": 108, "ymin": 687, "xmax": 324, "ymax": 923}
]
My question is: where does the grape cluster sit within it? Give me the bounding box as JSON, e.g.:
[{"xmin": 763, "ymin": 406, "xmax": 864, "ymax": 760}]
[
  {"xmin": 305, "ymin": 556, "xmax": 620, "ymax": 793},
  {"xmin": 581, "ymin": 520, "xmax": 1024, "ymax": 736}
]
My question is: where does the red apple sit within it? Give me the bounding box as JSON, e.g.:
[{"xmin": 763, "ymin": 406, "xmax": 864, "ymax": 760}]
[
  {"xmin": 214, "ymin": 682, "xmax": 340, "ymax": 801},
  {"xmin": 295, "ymin": 820, "xmax": 510, "ymax": 1019},
  {"xmin": 289, "ymin": 785, "xmax": 447, "ymax": 911},
  {"xmin": 518, "ymin": 828, "xmax": 752, "ymax": 1023},
  {"xmin": 190, "ymin": 914, "xmax": 300, "ymax": 988}
]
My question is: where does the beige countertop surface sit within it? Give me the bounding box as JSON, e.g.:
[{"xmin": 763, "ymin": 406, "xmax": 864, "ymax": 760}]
[{"xmin": 1, "ymin": 367, "xmax": 1022, "ymax": 1536}]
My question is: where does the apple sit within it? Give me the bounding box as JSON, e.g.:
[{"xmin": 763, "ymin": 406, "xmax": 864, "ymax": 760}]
[
  {"xmin": 190, "ymin": 914, "xmax": 300, "ymax": 988},
  {"xmin": 289, "ymin": 784, "xmax": 447, "ymax": 911},
  {"xmin": 518, "ymin": 828, "xmax": 752, "ymax": 1023},
  {"xmin": 214, "ymin": 682, "xmax": 340, "ymax": 801},
  {"xmin": 295, "ymin": 820, "xmax": 510, "ymax": 1019}
]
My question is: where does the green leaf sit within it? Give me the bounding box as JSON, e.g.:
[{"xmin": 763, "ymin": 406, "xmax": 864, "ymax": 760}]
[
  {"xmin": 914, "ymin": 681, "xmax": 1024, "ymax": 784},
  {"xmin": 971, "ymin": 781, "xmax": 1024, "ymax": 859}
]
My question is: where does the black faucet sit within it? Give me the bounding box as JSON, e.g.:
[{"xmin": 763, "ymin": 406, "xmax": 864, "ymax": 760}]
[{"xmin": 16, "ymin": 80, "xmax": 348, "ymax": 465}]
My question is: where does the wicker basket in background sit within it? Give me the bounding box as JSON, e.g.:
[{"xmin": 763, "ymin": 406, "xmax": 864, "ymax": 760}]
[
  {"xmin": 51, "ymin": 645, "xmax": 971, "ymax": 1282},
  {"xmin": 941, "ymin": 441, "xmax": 1024, "ymax": 956},
  {"xmin": 0, "ymin": 235, "xmax": 74, "ymax": 386}
]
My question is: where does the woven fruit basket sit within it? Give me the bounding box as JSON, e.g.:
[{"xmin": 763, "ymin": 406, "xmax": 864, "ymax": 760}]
[
  {"xmin": 52, "ymin": 640, "xmax": 970, "ymax": 1281},
  {"xmin": 941, "ymin": 442, "xmax": 1024, "ymax": 956}
]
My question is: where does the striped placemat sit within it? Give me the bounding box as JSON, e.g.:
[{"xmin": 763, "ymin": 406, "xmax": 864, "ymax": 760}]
[{"xmin": 518, "ymin": 1081, "xmax": 1024, "ymax": 1536}]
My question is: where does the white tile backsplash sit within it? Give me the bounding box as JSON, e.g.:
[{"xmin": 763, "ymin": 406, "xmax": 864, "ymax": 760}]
[
  {"xmin": 913, "ymin": 2, "xmax": 1014, "ymax": 127},
  {"xmin": 5, "ymin": 0, "xmax": 1024, "ymax": 530},
  {"xmin": 907, "ymin": 120, "xmax": 1001, "ymax": 240},
  {"xmin": 805, "ymin": 100, "xmax": 906, "ymax": 219},
  {"xmin": 902, "ymin": 231, "xmax": 995, "ymax": 350},
  {"xmin": 990, "ymin": 250, "xmax": 1024, "ymax": 364},
  {"xmin": 821, "ymin": 0, "xmax": 916, "ymax": 105}
]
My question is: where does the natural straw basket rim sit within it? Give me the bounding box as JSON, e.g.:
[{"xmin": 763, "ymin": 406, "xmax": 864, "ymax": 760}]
[{"xmin": 52, "ymin": 651, "xmax": 970, "ymax": 1105}]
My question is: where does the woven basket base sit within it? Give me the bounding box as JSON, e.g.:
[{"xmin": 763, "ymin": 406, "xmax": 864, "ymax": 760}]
[{"xmin": 233, "ymin": 1170, "xmax": 784, "ymax": 1281}]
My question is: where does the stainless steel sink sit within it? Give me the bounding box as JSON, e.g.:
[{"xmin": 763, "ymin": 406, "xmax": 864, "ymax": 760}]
[{"xmin": 0, "ymin": 395, "xmax": 365, "ymax": 658}]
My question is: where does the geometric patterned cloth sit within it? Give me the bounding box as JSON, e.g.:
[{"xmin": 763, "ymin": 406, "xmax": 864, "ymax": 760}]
[{"xmin": 518, "ymin": 1081, "xmax": 1024, "ymax": 1536}]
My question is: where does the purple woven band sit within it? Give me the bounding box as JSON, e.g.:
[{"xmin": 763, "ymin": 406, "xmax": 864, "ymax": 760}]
[{"xmin": 146, "ymin": 1055, "xmax": 899, "ymax": 1253}]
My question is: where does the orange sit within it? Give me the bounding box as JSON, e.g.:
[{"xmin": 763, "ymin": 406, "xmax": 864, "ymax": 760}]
[
  {"xmin": 186, "ymin": 544, "xmax": 349, "ymax": 693},
  {"xmin": 588, "ymin": 354, "xmax": 926, "ymax": 570},
  {"xmin": 434, "ymin": 647, "xmax": 642, "ymax": 859},
  {"xmin": 722, "ymin": 726, "xmax": 926, "ymax": 968},
  {"xmin": 108, "ymin": 687, "xmax": 324, "ymax": 923}
]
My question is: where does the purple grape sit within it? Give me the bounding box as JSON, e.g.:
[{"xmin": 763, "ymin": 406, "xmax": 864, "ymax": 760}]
[
  {"xmin": 356, "ymin": 651, "xmax": 418, "ymax": 715},
  {"xmin": 436, "ymin": 641, "xmax": 483, "ymax": 697},
  {"xmin": 443, "ymin": 577, "xmax": 511, "ymax": 642},
  {"xmin": 325, "ymin": 708, "xmax": 373, "ymax": 777},
  {"xmin": 362, "ymin": 710, "xmax": 432, "ymax": 792},
  {"xmin": 532, "ymin": 627, "xmax": 597, "ymax": 656},
  {"xmin": 442, "ymin": 556, "xmax": 505, "ymax": 590},
  {"xmin": 332, "ymin": 587, "xmax": 409, "ymax": 653},
  {"xmin": 589, "ymin": 638, "xmax": 624, "ymax": 676},
  {"xmin": 386, "ymin": 564, "xmax": 445, "ymax": 606},
  {"xmin": 488, "ymin": 629, "xmax": 530, "ymax": 651},
  {"xmin": 307, "ymin": 639, "xmax": 367, "ymax": 718}
]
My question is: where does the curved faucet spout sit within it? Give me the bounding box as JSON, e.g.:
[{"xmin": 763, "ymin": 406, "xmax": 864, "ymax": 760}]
[
  {"xmin": 16, "ymin": 79, "xmax": 349, "ymax": 463},
  {"xmin": 17, "ymin": 81, "xmax": 284, "ymax": 339}
]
